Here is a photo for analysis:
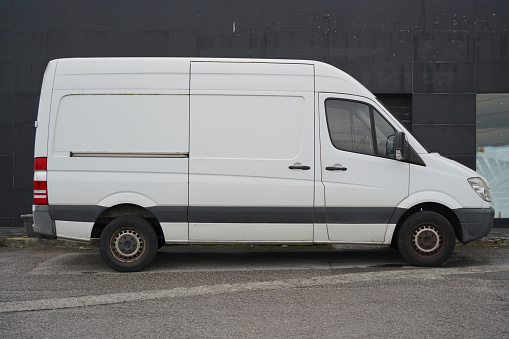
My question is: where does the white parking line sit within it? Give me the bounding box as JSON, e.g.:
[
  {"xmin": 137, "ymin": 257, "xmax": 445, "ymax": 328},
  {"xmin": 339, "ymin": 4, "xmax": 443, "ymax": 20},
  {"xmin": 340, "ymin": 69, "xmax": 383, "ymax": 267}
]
[{"xmin": 2, "ymin": 264, "xmax": 509, "ymax": 314}]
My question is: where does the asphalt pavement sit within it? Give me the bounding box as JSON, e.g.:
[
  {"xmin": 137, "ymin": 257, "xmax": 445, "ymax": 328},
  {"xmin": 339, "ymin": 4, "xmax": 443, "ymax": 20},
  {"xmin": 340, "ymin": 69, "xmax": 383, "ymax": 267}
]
[{"xmin": 1, "ymin": 244, "xmax": 508, "ymax": 338}]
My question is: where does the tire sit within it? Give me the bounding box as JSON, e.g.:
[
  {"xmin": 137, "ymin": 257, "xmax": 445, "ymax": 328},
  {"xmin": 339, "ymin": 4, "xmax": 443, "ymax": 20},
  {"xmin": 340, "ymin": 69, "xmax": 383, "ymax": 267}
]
[
  {"xmin": 397, "ymin": 211, "xmax": 455, "ymax": 267},
  {"xmin": 99, "ymin": 216, "xmax": 158, "ymax": 272}
]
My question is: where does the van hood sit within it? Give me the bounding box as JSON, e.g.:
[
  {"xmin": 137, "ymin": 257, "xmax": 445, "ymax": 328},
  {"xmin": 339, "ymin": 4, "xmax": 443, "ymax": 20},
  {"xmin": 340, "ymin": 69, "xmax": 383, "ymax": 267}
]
[{"xmin": 427, "ymin": 152, "xmax": 483, "ymax": 180}]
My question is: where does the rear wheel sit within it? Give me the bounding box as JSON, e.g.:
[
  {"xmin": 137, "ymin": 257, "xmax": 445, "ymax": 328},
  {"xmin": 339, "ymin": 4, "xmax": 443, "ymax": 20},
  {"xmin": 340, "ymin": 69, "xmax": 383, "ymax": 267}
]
[
  {"xmin": 397, "ymin": 211, "xmax": 455, "ymax": 267},
  {"xmin": 99, "ymin": 216, "xmax": 158, "ymax": 272}
]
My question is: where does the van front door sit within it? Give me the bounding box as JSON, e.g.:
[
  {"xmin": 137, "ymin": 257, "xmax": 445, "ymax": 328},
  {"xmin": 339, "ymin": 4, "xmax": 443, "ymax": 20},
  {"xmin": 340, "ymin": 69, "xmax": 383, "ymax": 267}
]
[{"xmin": 319, "ymin": 94, "xmax": 409, "ymax": 243}]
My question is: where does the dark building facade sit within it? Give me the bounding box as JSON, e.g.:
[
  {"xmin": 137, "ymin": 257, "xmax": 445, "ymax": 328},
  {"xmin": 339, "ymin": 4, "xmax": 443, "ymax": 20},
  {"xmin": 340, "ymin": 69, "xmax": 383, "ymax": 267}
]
[{"xmin": 1, "ymin": 0, "xmax": 508, "ymax": 228}]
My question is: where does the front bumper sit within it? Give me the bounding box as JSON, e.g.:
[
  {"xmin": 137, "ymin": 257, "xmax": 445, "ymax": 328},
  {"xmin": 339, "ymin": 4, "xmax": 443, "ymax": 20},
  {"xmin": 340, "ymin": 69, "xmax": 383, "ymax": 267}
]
[
  {"xmin": 33, "ymin": 205, "xmax": 56, "ymax": 239},
  {"xmin": 454, "ymin": 208, "xmax": 495, "ymax": 243}
]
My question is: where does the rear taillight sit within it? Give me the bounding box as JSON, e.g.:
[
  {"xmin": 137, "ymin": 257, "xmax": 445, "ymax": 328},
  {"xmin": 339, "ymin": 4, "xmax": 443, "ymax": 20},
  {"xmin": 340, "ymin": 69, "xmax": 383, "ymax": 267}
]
[{"xmin": 34, "ymin": 157, "xmax": 48, "ymax": 205}]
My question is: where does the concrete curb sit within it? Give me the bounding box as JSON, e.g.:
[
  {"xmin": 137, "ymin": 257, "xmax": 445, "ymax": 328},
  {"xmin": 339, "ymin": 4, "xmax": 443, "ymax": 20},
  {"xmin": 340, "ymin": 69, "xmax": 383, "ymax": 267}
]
[
  {"xmin": 1, "ymin": 236, "xmax": 508, "ymax": 249},
  {"xmin": 461, "ymin": 238, "xmax": 509, "ymax": 247},
  {"xmin": 0, "ymin": 237, "xmax": 92, "ymax": 249}
]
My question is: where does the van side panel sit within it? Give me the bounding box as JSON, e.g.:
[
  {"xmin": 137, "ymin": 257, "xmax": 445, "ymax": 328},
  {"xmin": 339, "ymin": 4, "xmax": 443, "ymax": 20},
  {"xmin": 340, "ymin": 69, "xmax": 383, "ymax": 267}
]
[
  {"xmin": 52, "ymin": 94, "xmax": 188, "ymax": 154},
  {"xmin": 53, "ymin": 58, "xmax": 189, "ymax": 91},
  {"xmin": 189, "ymin": 61, "xmax": 315, "ymax": 242},
  {"xmin": 46, "ymin": 63, "xmax": 190, "ymax": 241},
  {"xmin": 48, "ymin": 93, "xmax": 189, "ymax": 203}
]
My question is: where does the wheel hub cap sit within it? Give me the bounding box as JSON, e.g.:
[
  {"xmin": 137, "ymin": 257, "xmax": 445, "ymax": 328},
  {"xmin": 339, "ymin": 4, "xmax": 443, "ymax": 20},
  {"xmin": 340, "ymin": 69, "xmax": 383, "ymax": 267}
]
[
  {"xmin": 111, "ymin": 228, "xmax": 145, "ymax": 262},
  {"xmin": 412, "ymin": 224, "xmax": 441, "ymax": 255}
]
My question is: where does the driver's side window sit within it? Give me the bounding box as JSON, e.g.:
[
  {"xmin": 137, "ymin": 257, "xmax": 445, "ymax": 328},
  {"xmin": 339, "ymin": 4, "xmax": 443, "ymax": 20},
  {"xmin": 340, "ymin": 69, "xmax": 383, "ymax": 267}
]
[
  {"xmin": 325, "ymin": 100, "xmax": 374, "ymax": 156},
  {"xmin": 325, "ymin": 99, "xmax": 396, "ymax": 159}
]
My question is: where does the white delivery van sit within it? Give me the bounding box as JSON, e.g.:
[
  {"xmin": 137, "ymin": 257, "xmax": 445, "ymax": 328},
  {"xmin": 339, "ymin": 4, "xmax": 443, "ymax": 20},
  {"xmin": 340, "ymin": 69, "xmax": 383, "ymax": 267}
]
[{"xmin": 33, "ymin": 58, "xmax": 494, "ymax": 271}]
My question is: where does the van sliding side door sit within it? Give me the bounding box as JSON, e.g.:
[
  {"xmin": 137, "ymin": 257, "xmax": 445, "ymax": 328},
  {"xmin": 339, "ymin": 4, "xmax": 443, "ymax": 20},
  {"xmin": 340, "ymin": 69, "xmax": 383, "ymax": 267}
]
[{"xmin": 188, "ymin": 61, "xmax": 315, "ymax": 242}]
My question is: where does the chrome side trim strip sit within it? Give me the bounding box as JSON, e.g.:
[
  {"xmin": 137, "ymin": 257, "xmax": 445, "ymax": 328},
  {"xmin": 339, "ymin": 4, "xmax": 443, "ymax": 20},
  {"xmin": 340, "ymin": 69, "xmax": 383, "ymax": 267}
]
[{"xmin": 70, "ymin": 152, "xmax": 189, "ymax": 158}]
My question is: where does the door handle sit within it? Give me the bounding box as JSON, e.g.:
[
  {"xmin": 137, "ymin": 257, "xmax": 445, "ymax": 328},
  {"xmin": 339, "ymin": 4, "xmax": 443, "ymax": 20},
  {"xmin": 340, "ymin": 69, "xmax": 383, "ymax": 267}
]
[
  {"xmin": 326, "ymin": 165, "xmax": 347, "ymax": 171},
  {"xmin": 289, "ymin": 165, "xmax": 311, "ymax": 170}
]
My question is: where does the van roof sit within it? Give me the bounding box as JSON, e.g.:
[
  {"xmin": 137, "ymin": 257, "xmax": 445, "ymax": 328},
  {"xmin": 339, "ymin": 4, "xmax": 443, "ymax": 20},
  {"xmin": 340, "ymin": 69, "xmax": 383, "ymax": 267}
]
[{"xmin": 51, "ymin": 57, "xmax": 374, "ymax": 99}]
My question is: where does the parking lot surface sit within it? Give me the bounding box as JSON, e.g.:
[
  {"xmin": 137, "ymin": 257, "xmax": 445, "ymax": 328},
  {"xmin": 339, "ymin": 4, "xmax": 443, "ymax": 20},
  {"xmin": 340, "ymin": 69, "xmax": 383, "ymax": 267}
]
[{"xmin": 1, "ymin": 245, "xmax": 508, "ymax": 338}]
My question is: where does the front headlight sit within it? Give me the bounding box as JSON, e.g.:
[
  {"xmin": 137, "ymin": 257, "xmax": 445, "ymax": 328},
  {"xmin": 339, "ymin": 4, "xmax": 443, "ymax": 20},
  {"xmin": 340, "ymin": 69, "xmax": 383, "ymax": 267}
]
[{"xmin": 468, "ymin": 177, "xmax": 492, "ymax": 202}]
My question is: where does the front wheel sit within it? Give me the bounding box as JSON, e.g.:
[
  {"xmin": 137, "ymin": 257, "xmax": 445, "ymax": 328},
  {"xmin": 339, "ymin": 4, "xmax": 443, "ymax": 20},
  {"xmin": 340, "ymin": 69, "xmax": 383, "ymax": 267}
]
[
  {"xmin": 397, "ymin": 211, "xmax": 455, "ymax": 267},
  {"xmin": 99, "ymin": 216, "xmax": 158, "ymax": 272}
]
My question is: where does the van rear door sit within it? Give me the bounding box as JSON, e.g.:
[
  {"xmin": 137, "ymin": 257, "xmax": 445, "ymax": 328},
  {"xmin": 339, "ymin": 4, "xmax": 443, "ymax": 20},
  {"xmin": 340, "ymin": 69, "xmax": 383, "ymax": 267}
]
[{"xmin": 189, "ymin": 61, "xmax": 315, "ymax": 242}]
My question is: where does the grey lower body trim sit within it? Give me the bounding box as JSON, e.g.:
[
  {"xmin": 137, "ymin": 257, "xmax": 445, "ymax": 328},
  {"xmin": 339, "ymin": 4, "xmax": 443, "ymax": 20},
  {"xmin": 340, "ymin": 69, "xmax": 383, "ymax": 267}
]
[
  {"xmin": 33, "ymin": 205, "xmax": 56, "ymax": 239},
  {"xmin": 188, "ymin": 206, "xmax": 314, "ymax": 224},
  {"xmin": 49, "ymin": 205, "xmax": 106, "ymax": 223},
  {"xmin": 454, "ymin": 208, "xmax": 494, "ymax": 243},
  {"xmin": 327, "ymin": 207, "xmax": 403, "ymax": 224},
  {"xmin": 388, "ymin": 207, "xmax": 407, "ymax": 225},
  {"xmin": 148, "ymin": 206, "xmax": 188, "ymax": 223},
  {"xmin": 47, "ymin": 205, "xmax": 405, "ymax": 225}
]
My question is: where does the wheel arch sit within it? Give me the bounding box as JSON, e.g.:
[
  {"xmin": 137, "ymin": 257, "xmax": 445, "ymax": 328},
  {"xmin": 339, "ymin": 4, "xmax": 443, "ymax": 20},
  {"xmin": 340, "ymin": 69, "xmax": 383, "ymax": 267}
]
[
  {"xmin": 91, "ymin": 203, "xmax": 164, "ymax": 244},
  {"xmin": 391, "ymin": 202, "xmax": 461, "ymax": 247}
]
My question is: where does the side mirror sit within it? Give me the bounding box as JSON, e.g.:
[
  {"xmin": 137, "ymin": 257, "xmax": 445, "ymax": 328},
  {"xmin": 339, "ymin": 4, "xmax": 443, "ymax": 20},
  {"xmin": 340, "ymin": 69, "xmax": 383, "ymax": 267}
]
[{"xmin": 394, "ymin": 132, "xmax": 407, "ymax": 161}]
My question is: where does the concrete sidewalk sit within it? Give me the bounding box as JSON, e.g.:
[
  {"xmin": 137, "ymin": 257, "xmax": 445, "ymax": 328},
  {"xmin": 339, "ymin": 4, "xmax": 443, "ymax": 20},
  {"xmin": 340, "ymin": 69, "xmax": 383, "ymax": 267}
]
[{"xmin": 0, "ymin": 227, "xmax": 508, "ymax": 248}]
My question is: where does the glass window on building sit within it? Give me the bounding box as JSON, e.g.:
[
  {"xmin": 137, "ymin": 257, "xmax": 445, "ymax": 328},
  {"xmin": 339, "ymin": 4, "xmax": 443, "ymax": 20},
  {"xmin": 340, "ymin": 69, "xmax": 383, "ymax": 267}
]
[{"xmin": 476, "ymin": 94, "xmax": 509, "ymax": 223}]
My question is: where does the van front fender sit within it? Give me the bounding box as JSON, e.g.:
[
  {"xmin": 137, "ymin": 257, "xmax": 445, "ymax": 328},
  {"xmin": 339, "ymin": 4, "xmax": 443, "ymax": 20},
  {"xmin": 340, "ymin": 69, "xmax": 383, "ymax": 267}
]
[{"xmin": 397, "ymin": 191, "xmax": 463, "ymax": 211}]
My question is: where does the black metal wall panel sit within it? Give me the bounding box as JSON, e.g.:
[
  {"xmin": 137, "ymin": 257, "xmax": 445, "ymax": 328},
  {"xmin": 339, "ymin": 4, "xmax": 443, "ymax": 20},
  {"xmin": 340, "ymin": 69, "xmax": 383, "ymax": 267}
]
[
  {"xmin": 0, "ymin": 186, "xmax": 14, "ymax": 227},
  {"xmin": 412, "ymin": 93, "xmax": 477, "ymax": 170},
  {"xmin": 0, "ymin": 91, "xmax": 13, "ymax": 124},
  {"xmin": 371, "ymin": 32, "xmax": 413, "ymax": 63},
  {"xmin": 0, "ymin": 64, "xmax": 13, "ymax": 91},
  {"xmin": 0, "ymin": 125, "xmax": 13, "ymax": 156},
  {"xmin": 477, "ymin": 32, "xmax": 509, "ymax": 63},
  {"xmin": 325, "ymin": 0, "xmax": 371, "ymax": 32},
  {"xmin": 414, "ymin": 31, "xmax": 475, "ymax": 63},
  {"xmin": 414, "ymin": 0, "xmax": 476, "ymax": 31},
  {"xmin": 368, "ymin": 0, "xmax": 416, "ymax": 31},
  {"xmin": 412, "ymin": 91, "xmax": 477, "ymax": 171},
  {"xmin": 0, "ymin": 1, "xmax": 12, "ymax": 32},
  {"xmin": 0, "ymin": 156, "xmax": 13, "ymax": 187},
  {"xmin": 413, "ymin": 63, "xmax": 476, "ymax": 93},
  {"xmin": 13, "ymin": 187, "xmax": 31, "ymax": 222},
  {"xmin": 13, "ymin": 31, "xmax": 75, "ymax": 64},
  {"xmin": 13, "ymin": 64, "xmax": 46, "ymax": 93},
  {"xmin": 13, "ymin": 156, "xmax": 33, "ymax": 187},
  {"xmin": 169, "ymin": 32, "xmax": 199, "ymax": 57},
  {"xmin": 0, "ymin": 32, "xmax": 12, "ymax": 63},
  {"xmin": 369, "ymin": 63, "xmax": 413, "ymax": 93},
  {"xmin": 138, "ymin": 0, "xmax": 200, "ymax": 32},
  {"xmin": 74, "ymin": 0, "xmax": 139, "ymax": 31},
  {"xmin": 413, "ymin": 94, "xmax": 476, "ymax": 125},
  {"xmin": 12, "ymin": 0, "xmax": 75, "ymax": 32},
  {"xmin": 476, "ymin": 0, "xmax": 509, "ymax": 31},
  {"xmin": 13, "ymin": 93, "xmax": 38, "ymax": 124},
  {"xmin": 412, "ymin": 125, "xmax": 476, "ymax": 156},
  {"xmin": 13, "ymin": 125, "xmax": 34, "ymax": 156},
  {"xmin": 477, "ymin": 62, "xmax": 509, "ymax": 93}
]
